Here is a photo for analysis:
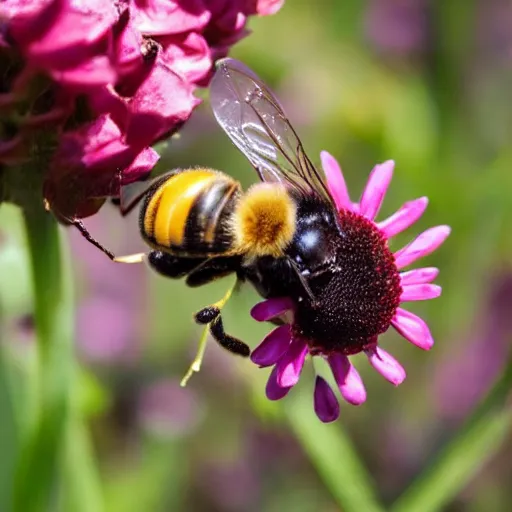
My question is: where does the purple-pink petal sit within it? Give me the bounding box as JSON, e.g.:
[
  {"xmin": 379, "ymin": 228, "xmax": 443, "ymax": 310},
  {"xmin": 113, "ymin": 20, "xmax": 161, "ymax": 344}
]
[
  {"xmin": 265, "ymin": 366, "xmax": 292, "ymax": 401},
  {"xmin": 365, "ymin": 345, "xmax": 406, "ymax": 385},
  {"xmin": 394, "ymin": 225, "xmax": 451, "ymax": 270},
  {"xmin": 400, "ymin": 267, "xmax": 439, "ymax": 286},
  {"xmin": 400, "ymin": 284, "xmax": 442, "ymax": 302},
  {"xmin": 359, "ymin": 160, "xmax": 394, "ymax": 220},
  {"xmin": 275, "ymin": 338, "xmax": 308, "ymax": 388},
  {"xmin": 313, "ymin": 376, "xmax": 340, "ymax": 423},
  {"xmin": 250, "ymin": 297, "xmax": 294, "ymax": 322},
  {"xmin": 391, "ymin": 307, "xmax": 434, "ymax": 350},
  {"xmin": 320, "ymin": 150, "xmax": 352, "ymax": 210},
  {"xmin": 377, "ymin": 197, "xmax": 428, "ymax": 238},
  {"xmin": 250, "ymin": 324, "xmax": 291, "ymax": 367},
  {"xmin": 327, "ymin": 354, "xmax": 367, "ymax": 405}
]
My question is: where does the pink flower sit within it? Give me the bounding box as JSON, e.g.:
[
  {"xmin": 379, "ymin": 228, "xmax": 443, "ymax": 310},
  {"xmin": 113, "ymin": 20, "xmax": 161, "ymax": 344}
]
[
  {"xmin": 0, "ymin": 0, "xmax": 283, "ymax": 221},
  {"xmin": 251, "ymin": 153, "xmax": 450, "ymax": 423}
]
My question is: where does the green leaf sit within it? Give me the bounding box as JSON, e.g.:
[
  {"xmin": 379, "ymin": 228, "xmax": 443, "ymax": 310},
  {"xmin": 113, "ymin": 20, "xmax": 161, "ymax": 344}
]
[
  {"xmin": 285, "ymin": 390, "xmax": 385, "ymax": 512},
  {"xmin": 392, "ymin": 359, "xmax": 512, "ymax": 512}
]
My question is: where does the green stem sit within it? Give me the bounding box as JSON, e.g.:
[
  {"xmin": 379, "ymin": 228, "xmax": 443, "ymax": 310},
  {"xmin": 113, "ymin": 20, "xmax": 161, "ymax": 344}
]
[
  {"xmin": 61, "ymin": 417, "xmax": 104, "ymax": 512},
  {"xmin": 13, "ymin": 208, "xmax": 74, "ymax": 511},
  {"xmin": 391, "ymin": 356, "xmax": 512, "ymax": 512},
  {"xmin": 285, "ymin": 391, "xmax": 385, "ymax": 512},
  {"xmin": 0, "ymin": 341, "xmax": 18, "ymax": 511}
]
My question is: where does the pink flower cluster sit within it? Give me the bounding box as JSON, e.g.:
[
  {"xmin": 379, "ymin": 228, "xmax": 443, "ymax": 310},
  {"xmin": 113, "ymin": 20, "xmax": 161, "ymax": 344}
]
[{"xmin": 0, "ymin": 0, "xmax": 283, "ymax": 220}]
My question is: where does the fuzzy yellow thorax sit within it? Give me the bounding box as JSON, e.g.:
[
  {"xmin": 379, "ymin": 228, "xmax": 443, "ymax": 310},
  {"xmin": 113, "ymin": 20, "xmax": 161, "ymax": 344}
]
[{"xmin": 232, "ymin": 183, "xmax": 296, "ymax": 259}]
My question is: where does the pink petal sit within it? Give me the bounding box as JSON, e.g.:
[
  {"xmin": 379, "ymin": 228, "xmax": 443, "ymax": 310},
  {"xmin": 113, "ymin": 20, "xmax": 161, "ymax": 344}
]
[
  {"xmin": 255, "ymin": 0, "xmax": 285, "ymax": 15},
  {"xmin": 377, "ymin": 197, "xmax": 428, "ymax": 238},
  {"xmin": 400, "ymin": 284, "xmax": 442, "ymax": 302},
  {"xmin": 327, "ymin": 354, "xmax": 367, "ymax": 405},
  {"xmin": 266, "ymin": 366, "xmax": 291, "ymax": 401},
  {"xmin": 400, "ymin": 267, "xmax": 439, "ymax": 286},
  {"xmin": 313, "ymin": 376, "xmax": 340, "ymax": 423},
  {"xmin": 394, "ymin": 226, "xmax": 451, "ymax": 270},
  {"xmin": 365, "ymin": 345, "xmax": 406, "ymax": 385},
  {"xmin": 250, "ymin": 324, "xmax": 291, "ymax": 367},
  {"xmin": 250, "ymin": 297, "xmax": 294, "ymax": 322},
  {"xmin": 359, "ymin": 160, "xmax": 394, "ymax": 220},
  {"xmin": 391, "ymin": 308, "xmax": 434, "ymax": 350},
  {"xmin": 275, "ymin": 338, "xmax": 308, "ymax": 388},
  {"xmin": 320, "ymin": 151, "xmax": 353, "ymax": 211},
  {"xmin": 130, "ymin": 0, "xmax": 211, "ymax": 36}
]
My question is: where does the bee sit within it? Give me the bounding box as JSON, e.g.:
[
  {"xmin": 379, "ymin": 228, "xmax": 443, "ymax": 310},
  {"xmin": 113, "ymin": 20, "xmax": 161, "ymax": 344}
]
[{"xmin": 76, "ymin": 58, "xmax": 344, "ymax": 385}]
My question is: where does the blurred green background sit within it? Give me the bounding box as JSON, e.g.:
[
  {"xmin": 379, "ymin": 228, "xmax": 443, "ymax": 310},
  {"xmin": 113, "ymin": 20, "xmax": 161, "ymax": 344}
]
[{"xmin": 1, "ymin": 1, "xmax": 512, "ymax": 511}]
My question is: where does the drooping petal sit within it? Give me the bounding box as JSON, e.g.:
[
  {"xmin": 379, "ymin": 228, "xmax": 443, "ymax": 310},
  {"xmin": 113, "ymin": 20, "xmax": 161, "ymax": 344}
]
[
  {"xmin": 313, "ymin": 376, "xmax": 340, "ymax": 423},
  {"xmin": 327, "ymin": 354, "xmax": 367, "ymax": 405},
  {"xmin": 275, "ymin": 338, "xmax": 308, "ymax": 388},
  {"xmin": 265, "ymin": 366, "xmax": 292, "ymax": 401},
  {"xmin": 250, "ymin": 324, "xmax": 291, "ymax": 367},
  {"xmin": 391, "ymin": 307, "xmax": 434, "ymax": 350},
  {"xmin": 400, "ymin": 267, "xmax": 439, "ymax": 286},
  {"xmin": 365, "ymin": 345, "xmax": 406, "ymax": 385},
  {"xmin": 359, "ymin": 160, "xmax": 394, "ymax": 220},
  {"xmin": 400, "ymin": 284, "xmax": 442, "ymax": 302},
  {"xmin": 320, "ymin": 150, "xmax": 352, "ymax": 210},
  {"xmin": 377, "ymin": 197, "xmax": 428, "ymax": 238},
  {"xmin": 250, "ymin": 297, "xmax": 294, "ymax": 322},
  {"xmin": 394, "ymin": 226, "xmax": 451, "ymax": 270}
]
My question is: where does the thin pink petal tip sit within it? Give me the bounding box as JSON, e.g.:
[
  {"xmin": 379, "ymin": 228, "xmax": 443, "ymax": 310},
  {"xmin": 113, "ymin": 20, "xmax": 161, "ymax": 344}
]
[
  {"xmin": 400, "ymin": 284, "xmax": 442, "ymax": 302},
  {"xmin": 320, "ymin": 150, "xmax": 352, "ymax": 210},
  {"xmin": 378, "ymin": 197, "xmax": 429, "ymax": 238},
  {"xmin": 266, "ymin": 366, "xmax": 291, "ymax": 401},
  {"xmin": 328, "ymin": 354, "xmax": 367, "ymax": 405},
  {"xmin": 250, "ymin": 297, "xmax": 294, "ymax": 322},
  {"xmin": 365, "ymin": 346, "xmax": 406, "ymax": 386},
  {"xmin": 391, "ymin": 307, "xmax": 434, "ymax": 350},
  {"xmin": 400, "ymin": 267, "xmax": 439, "ymax": 286},
  {"xmin": 314, "ymin": 376, "xmax": 340, "ymax": 423},
  {"xmin": 250, "ymin": 324, "xmax": 291, "ymax": 367},
  {"xmin": 394, "ymin": 225, "xmax": 451, "ymax": 270},
  {"xmin": 275, "ymin": 339, "xmax": 308, "ymax": 388},
  {"xmin": 360, "ymin": 160, "xmax": 394, "ymax": 220}
]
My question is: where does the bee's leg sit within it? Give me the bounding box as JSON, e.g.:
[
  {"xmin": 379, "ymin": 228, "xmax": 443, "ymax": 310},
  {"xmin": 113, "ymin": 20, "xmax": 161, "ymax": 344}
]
[
  {"xmin": 115, "ymin": 251, "xmax": 207, "ymax": 273},
  {"xmin": 71, "ymin": 219, "xmax": 116, "ymax": 260},
  {"xmin": 185, "ymin": 255, "xmax": 243, "ymax": 287},
  {"xmin": 181, "ymin": 261, "xmax": 249, "ymax": 387},
  {"xmin": 147, "ymin": 251, "xmax": 207, "ymax": 278},
  {"xmin": 209, "ymin": 316, "xmax": 250, "ymax": 357}
]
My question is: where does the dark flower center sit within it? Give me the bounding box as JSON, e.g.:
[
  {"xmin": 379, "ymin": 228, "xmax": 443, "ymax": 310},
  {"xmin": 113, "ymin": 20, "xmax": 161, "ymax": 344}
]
[{"xmin": 293, "ymin": 209, "xmax": 402, "ymax": 355}]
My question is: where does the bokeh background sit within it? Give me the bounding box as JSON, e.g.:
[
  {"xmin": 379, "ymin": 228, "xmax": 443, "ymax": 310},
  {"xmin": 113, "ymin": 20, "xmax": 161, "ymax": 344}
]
[{"xmin": 1, "ymin": 1, "xmax": 512, "ymax": 510}]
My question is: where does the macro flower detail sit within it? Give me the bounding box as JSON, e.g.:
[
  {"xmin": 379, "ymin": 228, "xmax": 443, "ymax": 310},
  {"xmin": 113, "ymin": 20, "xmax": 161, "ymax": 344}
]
[
  {"xmin": 250, "ymin": 152, "xmax": 450, "ymax": 423},
  {"xmin": 0, "ymin": 0, "xmax": 283, "ymax": 221}
]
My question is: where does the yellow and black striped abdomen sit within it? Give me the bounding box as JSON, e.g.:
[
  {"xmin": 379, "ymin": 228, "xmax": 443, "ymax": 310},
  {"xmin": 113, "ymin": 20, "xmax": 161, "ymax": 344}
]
[{"xmin": 140, "ymin": 169, "xmax": 241, "ymax": 257}]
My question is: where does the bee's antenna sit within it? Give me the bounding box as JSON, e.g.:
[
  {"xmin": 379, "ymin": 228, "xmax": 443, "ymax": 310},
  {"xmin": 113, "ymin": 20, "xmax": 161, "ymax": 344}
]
[{"xmin": 71, "ymin": 220, "xmax": 115, "ymax": 260}]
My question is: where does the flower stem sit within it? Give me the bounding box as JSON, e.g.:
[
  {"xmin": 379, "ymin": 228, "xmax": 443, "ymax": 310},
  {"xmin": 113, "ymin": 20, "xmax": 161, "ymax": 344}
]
[
  {"xmin": 391, "ymin": 358, "xmax": 512, "ymax": 512},
  {"xmin": 12, "ymin": 207, "xmax": 103, "ymax": 512},
  {"xmin": 13, "ymin": 207, "xmax": 74, "ymax": 511},
  {"xmin": 61, "ymin": 417, "xmax": 104, "ymax": 512},
  {"xmin": 0, "ymin": 342, "xmax": 18, "ymax": 511},
  {"xmin": 285, "ymin": 391, "xmax": 385, "ymax": 512}
]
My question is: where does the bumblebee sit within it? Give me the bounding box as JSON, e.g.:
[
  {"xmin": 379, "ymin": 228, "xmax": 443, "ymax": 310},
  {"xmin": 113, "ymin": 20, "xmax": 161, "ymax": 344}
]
[{"xmin": 77, "ymin": 58, "xmax": 349, "ymax": 385}]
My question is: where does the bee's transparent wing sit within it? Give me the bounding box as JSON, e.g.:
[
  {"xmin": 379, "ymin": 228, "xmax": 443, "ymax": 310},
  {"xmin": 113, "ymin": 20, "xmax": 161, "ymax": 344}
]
[{"xmin": 210, "ymin": 58, "xmax": 334, "ymax": 204}]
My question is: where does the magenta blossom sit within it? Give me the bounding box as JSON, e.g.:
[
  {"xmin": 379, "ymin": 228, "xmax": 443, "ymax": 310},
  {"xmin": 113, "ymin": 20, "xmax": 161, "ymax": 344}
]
[
  {"xmin": 250, "ymin": 153, "xmax": 450, "ymax": 423},
  {"xmin": 1, "ymin": 0, "xmax": 283, "ymax": 221}
]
